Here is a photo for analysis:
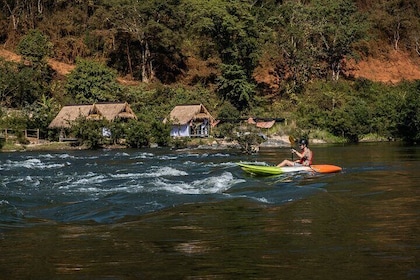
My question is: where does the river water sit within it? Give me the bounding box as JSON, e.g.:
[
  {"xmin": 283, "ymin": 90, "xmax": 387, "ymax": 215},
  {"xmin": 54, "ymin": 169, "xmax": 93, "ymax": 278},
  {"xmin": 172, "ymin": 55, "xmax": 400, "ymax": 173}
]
[{"xmin": 0, "ymin": 143, "xmax": 418, "ymax": 279}]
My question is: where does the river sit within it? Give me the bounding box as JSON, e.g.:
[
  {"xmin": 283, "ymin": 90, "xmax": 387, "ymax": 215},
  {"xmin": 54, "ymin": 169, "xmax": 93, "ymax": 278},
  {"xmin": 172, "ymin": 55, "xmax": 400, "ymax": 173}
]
[{"xmin": 0, "ymin": 142, "xmax": 418, "ymax": 279}]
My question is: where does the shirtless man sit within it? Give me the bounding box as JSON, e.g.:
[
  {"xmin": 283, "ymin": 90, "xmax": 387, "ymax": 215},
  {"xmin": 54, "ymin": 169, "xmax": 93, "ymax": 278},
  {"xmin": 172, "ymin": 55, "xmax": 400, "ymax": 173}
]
[{"xmin": 277, "ymin": 139, "xmax": 313, "ymax": 167}]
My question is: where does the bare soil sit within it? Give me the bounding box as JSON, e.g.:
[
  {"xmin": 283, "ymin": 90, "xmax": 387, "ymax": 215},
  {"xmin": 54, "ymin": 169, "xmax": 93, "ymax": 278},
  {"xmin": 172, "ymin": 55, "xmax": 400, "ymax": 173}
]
[{"xmin": 345, "ymin": 51, "xmax": 420, "ymax": 83}]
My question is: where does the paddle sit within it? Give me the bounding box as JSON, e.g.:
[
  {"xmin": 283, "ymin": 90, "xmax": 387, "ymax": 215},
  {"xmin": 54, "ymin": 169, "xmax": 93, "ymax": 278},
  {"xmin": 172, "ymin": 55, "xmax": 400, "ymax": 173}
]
[{"xmin": 288, "ymin": 135, "xmax": 295, "ymax": 161}]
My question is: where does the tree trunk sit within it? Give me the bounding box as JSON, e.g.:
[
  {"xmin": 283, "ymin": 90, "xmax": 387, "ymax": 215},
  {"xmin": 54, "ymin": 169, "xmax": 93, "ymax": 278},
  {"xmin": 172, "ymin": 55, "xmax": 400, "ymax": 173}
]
[
  {"xmin": 4, "ymin": 0, "xmax": 19, "ymax": 30},
  {"xmin": 126, "ymin": 40, "xmax": 133, "ymax": 77},
  {"xmin": 37, "ymin": 0, "xmax": 43, "ymax": 14},
  {"xmin": 394, "ymin": 21, "xmax": 401, "ymax": 50},
  {"xmin": 141, "ymin": 40, "xmax": 154, "ymax": 83},
  {"xmin": 141, "ymin": 43, "xmax": 148, "ymax": 83},
  {"xmin": 332, "ymin": 61, "xmax": 340, "ymax": 81}
]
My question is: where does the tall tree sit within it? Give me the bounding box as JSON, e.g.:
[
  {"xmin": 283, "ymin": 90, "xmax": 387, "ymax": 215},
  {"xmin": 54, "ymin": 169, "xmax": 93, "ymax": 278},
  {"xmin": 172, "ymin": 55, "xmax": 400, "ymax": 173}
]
[
  {"xmin": 267, "ymin": 0, "xmax": 367, "ymax": 92},
  {"xmin": 309, "ymin": 0, "xmax": 368, "ymax": 80},
  {"xmin": 216, "ymin": 64, "xmax": 255, "ymax": 111},
  {"xmin": 105, "ymin": 0, "xmax": 186, "ymax": 83},
  {"xmin": 268, "ymin": 1, "xmax": 316, "ymax": 95},
  {"xmin": 17, "ymin": 29, "xmax": 52, "ymax": 64},
  {"xmin": 65, "ymin": 58, "xmax": 120, "ymax": 104},
  {"xmin": 371, "ymin": 0, "xmax": 420, "ymax": 52},
  {"xmin": 183, "ymin": 0, "xmax": 260, "ymax": 77}
]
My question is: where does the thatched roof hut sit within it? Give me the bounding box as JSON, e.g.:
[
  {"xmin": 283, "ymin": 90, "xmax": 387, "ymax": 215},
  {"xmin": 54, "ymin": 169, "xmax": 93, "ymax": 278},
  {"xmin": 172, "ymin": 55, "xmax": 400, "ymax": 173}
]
[
  {"xmin": 48, "ymin": 102, "xmax": 137, "ymax": 129},
  {"xmin": 165, "ymin": 104, "xmax": 215, "ymax": 137},
  {"xmin": 166, "ymin": 104, "xmax": 214, "ymax": 125}
]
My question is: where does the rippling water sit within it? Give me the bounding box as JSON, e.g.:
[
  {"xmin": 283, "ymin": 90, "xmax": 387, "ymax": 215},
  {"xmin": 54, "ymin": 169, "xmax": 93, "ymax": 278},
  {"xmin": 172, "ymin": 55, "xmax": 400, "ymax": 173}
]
[{"xmin": 0, "ymin": 143, "xmax": 418, "ymax": 279}]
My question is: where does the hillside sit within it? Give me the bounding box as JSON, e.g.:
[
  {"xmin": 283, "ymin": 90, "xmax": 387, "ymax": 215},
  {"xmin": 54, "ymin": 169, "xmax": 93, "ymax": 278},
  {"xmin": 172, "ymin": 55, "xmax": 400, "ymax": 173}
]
[
  {"xmin": 1, "ymin": 47, "xmax": 420, "ymax": 85},
  {"xmin": 346, "ymin": 51, "xmax": 420, "ymax": 83}
]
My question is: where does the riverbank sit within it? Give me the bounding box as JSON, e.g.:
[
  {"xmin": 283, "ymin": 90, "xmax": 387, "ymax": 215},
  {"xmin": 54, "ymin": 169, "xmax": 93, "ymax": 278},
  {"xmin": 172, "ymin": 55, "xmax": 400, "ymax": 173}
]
[
  {"xmin": 1, "ymin": 133, "xmax": 392, "ymax": 152},
  {"xmin": 0, "ymin": 135, "xmax": 293, "ymax": 152}
]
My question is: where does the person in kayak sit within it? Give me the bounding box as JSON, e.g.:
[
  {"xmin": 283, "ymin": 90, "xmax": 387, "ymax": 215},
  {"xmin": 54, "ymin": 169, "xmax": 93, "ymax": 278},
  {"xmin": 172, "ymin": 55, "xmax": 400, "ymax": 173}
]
[{"xmin": 277, "ymin": 139, "xmax": 313, "ymax": 167}]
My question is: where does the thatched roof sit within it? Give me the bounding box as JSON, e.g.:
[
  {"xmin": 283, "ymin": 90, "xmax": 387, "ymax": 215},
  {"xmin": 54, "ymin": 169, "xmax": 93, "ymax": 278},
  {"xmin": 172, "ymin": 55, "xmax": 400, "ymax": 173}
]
[
  {"xmin": 48, "ymin": 102, "xmax": 137, "ymax": 128},
  {"xmin": 165, "ymin": 104, "xmax": 214, "ymax": 125}
]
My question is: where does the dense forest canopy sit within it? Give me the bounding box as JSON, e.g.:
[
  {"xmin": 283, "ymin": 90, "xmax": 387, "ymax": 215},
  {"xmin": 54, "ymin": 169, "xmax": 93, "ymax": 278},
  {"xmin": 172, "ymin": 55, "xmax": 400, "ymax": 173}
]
[
  {"xmin": 1, "ymin": 0, "xmax": 419, "ymax": 86},
  {"xmin": 0, "ymin": 0, "xmax": 420, "ymax": 144}
]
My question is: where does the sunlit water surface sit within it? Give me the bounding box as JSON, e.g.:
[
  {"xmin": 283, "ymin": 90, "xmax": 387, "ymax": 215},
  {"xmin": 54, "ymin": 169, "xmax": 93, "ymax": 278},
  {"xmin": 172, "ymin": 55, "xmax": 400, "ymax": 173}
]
[{"xmin": 0, "ymin": 143, "xmax": 418, "ymax": 279}]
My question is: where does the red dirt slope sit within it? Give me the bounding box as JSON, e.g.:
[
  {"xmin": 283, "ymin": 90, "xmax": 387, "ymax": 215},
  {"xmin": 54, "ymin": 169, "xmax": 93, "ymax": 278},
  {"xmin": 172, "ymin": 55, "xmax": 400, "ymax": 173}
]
[{"xmin": 346, "ymin": 51, "xmax": 420, "ymax": 83}]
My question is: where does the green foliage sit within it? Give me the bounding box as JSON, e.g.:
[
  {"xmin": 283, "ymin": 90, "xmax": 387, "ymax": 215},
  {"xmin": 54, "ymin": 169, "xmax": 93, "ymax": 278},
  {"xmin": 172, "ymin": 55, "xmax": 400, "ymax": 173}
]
[
  {"xmin": 295, "ymin": 80, "xmax": 407, "ymax": 143},
  {"xmin": 66, "ymin": 59, "xmax": 121, "ymax": 103},
  {"xmin": 26, "ymin": 95, "xmax": 60, "ymax": 140},
  {"xmin": 0, "ymin": 59, "xmax": 18, "ymax": 107},
  {"xmin": 216, "ymin": 64, "xmax": 255, "ymax": 111},
  {"xmin": 263, "ymin": 0, "xmax": 368, "ymax": 97},
  {"xmin": 1, "ymin": 30, "xmax": 54, "ymax": 109},
  {"xmin": 17, "ymin": 29, "xmax": 52, "ymax": 63},
  {"xmin": 107, "ymin": 121, "xmax": 125, "ymax": 145},
  {"xmin": 217, "ymin": 102, "xmax": 240, "ymax": 119},
  {"xmin": 0, "ymin": 111, "xmax": 29, "ymax": 130},
  {"xmin": 184, "ymin": 0, "xmax": 260, "ymax": 74},
  {"xmin": 354, "ymin": 79, "xmax": 403, "ymax": 139},
  {"xmin": 1, "ymin": 0, "xmax": 419, "ymax": 147},
  {"xmin": 234, "ymin": 125, "xmax": 265, "ymax": 154},
  {"xmin": 309, "ymin": 0, "xmax": 368, "ymax": 80},
  {"xmin": 396, "ymin": 81, "xmax": 420, "ymax": 143},
  {"xmin": 371, "ymin": 0, "xmax": 420, "ymax": 51},
  {"xmin": 71, "ymin": 117, "xmax": 108, "ymax": 149},
  {"xmin": 213, "ymin": 102, "xmax": 240, "ymax": 138},
  {"xmin": 150, "ymin": 120, "xmax": 171, "ymax": 147},
  {"xmin": 125, "ymin": 119, "xmax": 150, "ymax": 148},
  {"xmin": 328, "ymin": 97, "xmax": 371, "ymax": 142},
  {"xmin": 102, "ymin": 0, "xmax": 187, "ymax": 83}
]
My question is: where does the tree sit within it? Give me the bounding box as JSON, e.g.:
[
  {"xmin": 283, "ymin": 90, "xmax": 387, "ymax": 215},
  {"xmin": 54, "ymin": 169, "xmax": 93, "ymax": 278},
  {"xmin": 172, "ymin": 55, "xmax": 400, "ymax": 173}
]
[
  {"xmin": 0, "ymin": 59, "xmax": 19, "ymax": 107},
  {"xmin": 125, "ymin": 119, "xmax": 150, "ymax": 148},
  {"xmin": 27, "ymin": 94, "xmax": 60, "ymax": 139},
  {"xmin": 309, "ymin": 0, "xmax": 368, "ymax": 80},
  {"xmin": 71, "ymin": 117, "xmax": 108, "ymax": 149},
  {"xmin": 216, "ymin": 64, "xmax": 255, "ymax": 111},
  {"xmin": 17, "ymin": 29, "xmax": 52, "ymax": 64},
  {"xmin": 266, "ymin": 0, "xmax": 367, "ymax": 92},
  {"xmin": 372, "ymin": 0, "xmax": 420, "ymax": 52},
  {"xmin": 183, "ymin": 0, "xmax": 260, "ymax": 76},
  {"xmin": 268, "ymin": 1, "xmax": 316, "ymax": 95},
  {"xmin": 105, "ymin": 0, "xmax": 186, "ymax": 83},
  {"xmin": 0, "ymin": 58, "xmax": 52, "ymax": 108},
  {"xmin": 396, "ymin": 81, "xmax": 420, "ymax": 143},
  {"xmin": 65, "ymin": 58, "xmax": 121, "ymax": 104},
  {"xmin": 328, "ymin": 97, "xmax": 371, "ymax": 142},
  {"xmin": 9, "ymin": 30, "xmax": 55, "ymax": 107}
]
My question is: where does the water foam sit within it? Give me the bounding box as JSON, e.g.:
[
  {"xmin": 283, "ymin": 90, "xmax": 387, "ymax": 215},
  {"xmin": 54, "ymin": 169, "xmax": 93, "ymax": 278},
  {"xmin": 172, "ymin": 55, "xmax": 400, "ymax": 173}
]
[
  {"xmin": 3, "ymin": 158, "xmax": 65, "ymax": 169},
  {"xmin": 153, "ymin": 172, "xmax": 243, "ymax": 194}
]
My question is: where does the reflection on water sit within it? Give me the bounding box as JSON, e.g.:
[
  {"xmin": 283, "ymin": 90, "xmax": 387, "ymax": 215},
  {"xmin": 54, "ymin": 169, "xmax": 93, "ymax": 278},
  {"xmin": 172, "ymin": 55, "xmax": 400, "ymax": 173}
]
[{"xmin": 0, "ymin": 143, "xmax": 419, "ymax": 279}]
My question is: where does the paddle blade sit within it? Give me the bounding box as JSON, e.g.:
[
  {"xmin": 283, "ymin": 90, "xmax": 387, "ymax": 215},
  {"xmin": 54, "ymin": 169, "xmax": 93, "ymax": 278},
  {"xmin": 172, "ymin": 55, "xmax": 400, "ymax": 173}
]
[
  {"xmin": 310, "ymin": 165, "xmax": 342, "ymax": 174},
  {"xmin": 288, "ymin": 135, "xmax": 295, "ymax": 146}
]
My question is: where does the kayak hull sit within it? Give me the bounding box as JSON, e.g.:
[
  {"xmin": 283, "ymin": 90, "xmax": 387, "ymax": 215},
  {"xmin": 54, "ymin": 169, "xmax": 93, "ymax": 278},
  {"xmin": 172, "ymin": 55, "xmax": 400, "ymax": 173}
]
[{"xmin": 238, "ymin": 163, "xmax": 342, "ymax": 176}]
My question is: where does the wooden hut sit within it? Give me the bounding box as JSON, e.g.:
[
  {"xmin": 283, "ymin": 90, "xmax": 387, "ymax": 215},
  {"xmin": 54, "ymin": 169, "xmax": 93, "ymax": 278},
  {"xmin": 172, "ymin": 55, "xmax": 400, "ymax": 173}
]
[
  {"xmin": 165, "ymin": 104, "xmax": 215, "ymax": 137},
  {"xmin": 48, "ymin": 102, "xmax": 137, "ymax": 141},
  {"xmin": 49, "ymin": 102, "xmax": 137, "ymax": 129}
]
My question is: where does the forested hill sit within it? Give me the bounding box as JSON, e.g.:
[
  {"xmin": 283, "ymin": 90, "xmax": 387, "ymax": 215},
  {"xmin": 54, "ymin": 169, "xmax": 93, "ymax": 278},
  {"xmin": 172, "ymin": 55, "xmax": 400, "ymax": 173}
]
[
  {"xmin": 1, "ymin": 0, "xmax": 419, "ymax": 88},
  {"xmin": 1, "ymin": 0, "xmax": 420, "ymax": 144}
]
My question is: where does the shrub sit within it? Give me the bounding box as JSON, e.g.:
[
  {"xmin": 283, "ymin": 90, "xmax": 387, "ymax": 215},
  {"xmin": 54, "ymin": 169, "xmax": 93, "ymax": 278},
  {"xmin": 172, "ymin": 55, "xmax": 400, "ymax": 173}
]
[
  {"xmin": 125, "ymin": 120, "xmax": 150, "ymax": 148},
  {"xmin": 396, "ymin": 81, "xmax": 420, "ymax": 143},
  {"xmin": 71, "ymin": 117, "xmax": 107, "ymax": 149}
]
